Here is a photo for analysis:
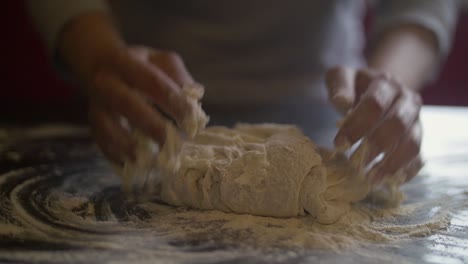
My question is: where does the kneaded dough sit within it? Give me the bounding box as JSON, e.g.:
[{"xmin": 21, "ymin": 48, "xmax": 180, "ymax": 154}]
[
  {"xmin": 121, "ymin": 84, "xmax": 392, "ymax": 224},
  {"xmin": 158, "ymin": 124, "xmax": 370, "ymax": 224}
]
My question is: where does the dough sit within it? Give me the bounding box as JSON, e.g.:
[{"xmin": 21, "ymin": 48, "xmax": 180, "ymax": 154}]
[
  {"xmin": 124, "ymin": 122, "xmax": 371, "ymax": 224},
  {"xmin": 121, "ymin": 84, "xmax": 396, "ymax": 224},
  {"xmin": 158, "ymin": 124, "xmax": 370, "ymax": 224}
]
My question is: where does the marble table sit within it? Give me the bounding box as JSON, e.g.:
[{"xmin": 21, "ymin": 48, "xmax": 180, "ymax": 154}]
[{"xmin": 0, "ymin": 106, "xmax": 467, "ymax": 264}]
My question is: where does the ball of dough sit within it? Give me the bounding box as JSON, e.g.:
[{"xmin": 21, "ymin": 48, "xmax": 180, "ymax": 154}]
[{"xmin": 157, "ymin": 124, "xmax": 369, "ymax": 223}]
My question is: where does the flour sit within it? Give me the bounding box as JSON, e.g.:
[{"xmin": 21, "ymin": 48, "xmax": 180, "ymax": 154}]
[
  {"xmin": 1, "ymin": 110, "xmax": 467, "ymax": 263},
  {"xmin": 0, "ymin": 130, "xmax": 466, "ymax": 263},
  {"xmin": 142, "ymin": 200, "xmax": 452, "ymax": 251},
  {"xmin": 115, "ymin": 82, "xmax": 445, "ymax": 258}
]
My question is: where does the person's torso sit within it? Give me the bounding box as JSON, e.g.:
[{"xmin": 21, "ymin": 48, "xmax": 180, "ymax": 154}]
[{"xmin": 110, "ymin": 0, "xmax": 366, "ymax": 105}]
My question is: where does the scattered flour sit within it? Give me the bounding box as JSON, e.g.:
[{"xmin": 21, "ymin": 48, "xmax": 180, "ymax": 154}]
[
  {"xmin": 0, "ymin": 105, "xmax": 466, "ymax": 262},
  {"xmin": 0, "ymin": 131, "xmax": 464, "ymax": 263},
  {"xmin": 119, "ymin": 122, "xmax": 440, "ymax": 253},
  {"xmin": 111, "ymin": 83, "xmax": 459, "ymax": 259},
  {"xmin": 0, "ymin": 104, "xmax": 466, "ymax": 263},
  {"xmin": 139, "ymin": 201, "xmax": 452, "ymax": 251}
]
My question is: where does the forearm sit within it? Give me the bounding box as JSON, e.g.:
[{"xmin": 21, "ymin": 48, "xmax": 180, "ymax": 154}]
[
  {"xmin": 367, "ymin": 24, "xmax": 439, "ymax": 91},
  {"xmin": 58, "ymin": 12, "xmax": 125, "ymax": 85}
]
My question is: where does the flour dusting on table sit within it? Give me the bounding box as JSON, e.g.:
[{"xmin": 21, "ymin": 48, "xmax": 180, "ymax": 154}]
[{"xmin": 1, "ymin": 114, "xmax": 468, "ymax": 263}]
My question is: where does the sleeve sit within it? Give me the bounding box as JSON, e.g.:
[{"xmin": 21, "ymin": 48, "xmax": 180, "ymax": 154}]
[
  {"xmin": 373, "ymin": 0, "xmax": 459, "ymax": 59},
  {"xmin": 26, "ymin": 0, "xmax": 110, "ymax": 55}
]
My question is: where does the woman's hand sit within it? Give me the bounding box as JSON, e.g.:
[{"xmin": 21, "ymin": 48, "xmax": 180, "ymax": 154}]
[
  {"xmin": 58, "ymin": 13, "xmax": 195, "ymax": 164},
  {"xmin": 326, "ymin": 66, "xmax": 423, "ymax": 184},
  {"xmin": 88, "ymin": 46, "xmax": 195, "ymax": 164}
]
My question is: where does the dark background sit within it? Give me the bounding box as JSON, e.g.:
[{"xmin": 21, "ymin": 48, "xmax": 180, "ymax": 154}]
[{"xmin": 1, "ymin": 1, "xmax": 467, "ymax": 123}]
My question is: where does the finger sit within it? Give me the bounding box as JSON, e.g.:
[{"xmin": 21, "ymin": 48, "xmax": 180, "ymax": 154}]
[
  {"xmin": 114, "ymin": 50, "xmax": 190, "ymax": 125},
  {"xmin": 360, "ymin": 90, "xmax": 422, "ymax": 164},
  {"xmin": 148, "ymin": 50, "xmax": 195, "ymax": 87},
  {"xmin": 92, "ymin": 70, "xmax": 167, "ymax": 144},
  {"xmin": 403, "ymin": 155, "xmax": 424, "ymax": 183},
  {"xmin": 371, "ymin": 154, "xmax": 423, "ymax": 184},
  {"xmin": 348, "ymin": 139, "xmax": 375, "ymax": 172},
  {"xmin": 349, "ymin": 140, "xmax": 381, "ymax": 169},
  {"xmin": 325, "ymin": 66, "xmax": 356, "ymax": 114},
  {"xmin": 369, "ymin": 121, "xmax": 422, "ymax": 181},
  {"xmin": 354, "ymin": 68, "xmax": 381, "ymax": 102},
  {"xmin": 95, "ymin": 136, "xmax": 125, "ymax": 165},
  {"xmin": 334, "ymin": 78, "xmax": 400, "ymax": 149},
  {"xmin": 89, "ymin": 103, "xmax": 135, "ymax": 164}
]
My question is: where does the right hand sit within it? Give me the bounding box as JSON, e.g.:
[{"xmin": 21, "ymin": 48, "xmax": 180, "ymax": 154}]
[
  {"xmin": 325, "ymin": 66, "xmax": 423, "ymax": 184},
  {"xmin": 88, "ymin": 46, "xmax": 195, "ymax": 165},
  {"xmin": 58, "ymin": 14, "xmax": 195, "ymax": 164}
]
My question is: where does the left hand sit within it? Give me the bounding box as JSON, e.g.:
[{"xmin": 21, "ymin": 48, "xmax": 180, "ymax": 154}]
[{"xmin": 325, "ymin": 66, "xmax": 424, "ymax": 184}]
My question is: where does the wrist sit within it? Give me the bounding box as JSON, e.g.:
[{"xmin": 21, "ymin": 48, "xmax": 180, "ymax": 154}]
[
  {"xmin": 58, "ymin": 12, "xmax": 125, "ymax": 85},
  {"xmin": 367, "ymin": 24, "xmax": 438, "ymax": 91}
]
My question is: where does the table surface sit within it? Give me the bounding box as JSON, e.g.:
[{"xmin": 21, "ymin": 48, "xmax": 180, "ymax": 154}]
[{"xmin": 0, "ymin": 106, "xmax": 467, "ymax": 264}]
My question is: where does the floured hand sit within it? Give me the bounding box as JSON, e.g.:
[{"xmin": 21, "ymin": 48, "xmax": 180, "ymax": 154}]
[
  {"xmin": 326, "ymin": 66, "xmax": 423, "ymax": 184},
  {"xmin": 88, "ymin": 46, "xmax": 197, "ymax": 165},
  {"xmin": 57, "ymin": 13, "xmax": 198, "ymax": 165}
]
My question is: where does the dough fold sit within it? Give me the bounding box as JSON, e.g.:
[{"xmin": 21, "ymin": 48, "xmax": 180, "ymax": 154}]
[{"xmin": 128, "ymin": 123, "xmax": 371, "ymax": 224}]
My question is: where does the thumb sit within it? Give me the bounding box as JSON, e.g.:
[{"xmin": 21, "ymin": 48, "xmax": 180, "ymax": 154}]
[{"xmin": 325, "ymin": 66, "xmax": 356, "ymax": 114}]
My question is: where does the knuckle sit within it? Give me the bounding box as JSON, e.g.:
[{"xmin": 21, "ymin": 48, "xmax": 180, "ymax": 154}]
[
  {"xmin": 363, "ymin": 87, "xmax": 398, "ymax": 120},
  {"xmin": 355, "ymin": 69, "xmax": 376, "ymax": 88},
  {"xmin": 381, "ymin": 72, "xmax": 396, "ymax": 83},
  {"xmin": 365, "ymin": 96, "xmax": 386, "ymax": 116},
  {"xmin": 127, "ymin": 45, "xmax": 147, "ymax": 54},
  {"xmin": 412, "ymin": 92, "xmax": 423, "ymax": 106},
  {"xmin": 161, "ymin": 50, "xmax": 182, "ymax": 64}
]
